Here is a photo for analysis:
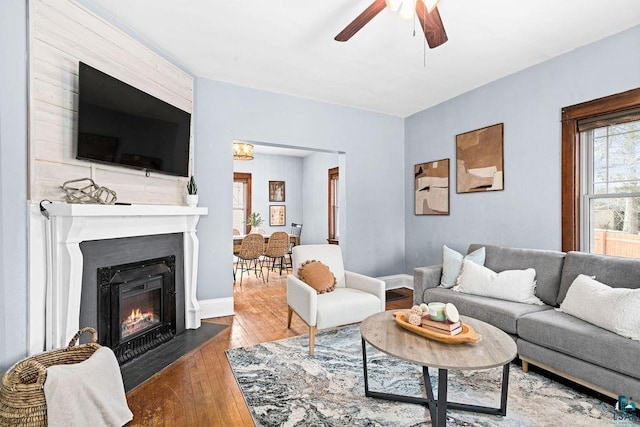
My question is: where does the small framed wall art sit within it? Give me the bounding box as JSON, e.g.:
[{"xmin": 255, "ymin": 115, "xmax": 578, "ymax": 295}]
[
  {"xmin": 456, "ymin": 123, "xmax": 504, "ymax": 193},
  {"xmin": 269, "ymin": 205, "xmax": 286, "ymax": 226},
  {"xmin": 415, "ymin": 158, "xmax": 450, "ymax": 215},
  {"xmin": 269, "ymin": 181, "xmax": 285, "ymax": 202}
]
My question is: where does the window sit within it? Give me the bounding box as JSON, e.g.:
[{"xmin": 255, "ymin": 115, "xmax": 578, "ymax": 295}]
[
  {"xmin": 328, "ymin": 167, "xmax": 339, "ymax": 243},
  {"xmin": 582, "ymin": 119, "xmax": 640, "ymax": 257},
  {"xmin": 561, "ymin": 88, "xmax": 640, "ymax": 257},
  {"xmin": 233, "ymin": 173, "xmax": 252, "ymax": 234}
]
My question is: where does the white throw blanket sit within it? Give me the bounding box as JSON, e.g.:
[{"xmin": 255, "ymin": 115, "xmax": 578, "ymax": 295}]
[{"xmin": 44, "ymin": 346, "xmax": 133, "ymax": 427}]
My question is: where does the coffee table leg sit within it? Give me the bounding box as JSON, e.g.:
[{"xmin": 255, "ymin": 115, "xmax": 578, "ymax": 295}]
[
  {"xmin": 361, "ymin": 337, "xmax": 370, "ymax": 396},
  {"xmin": 437, "ymin": 369, "xmax": 448, "ymax": 427},
  {"xmin": 499, "ymin": 363, "xmax": 509, "ymax": 415},
  {"xmin": 446, "ymin": 362, "xmax": 511, "ymax": 416},
  {"xmin": 423, "ymin": 367, "xmax": 438, "ymax": 424},
  {"xmin": 362, "ymin": 337, "xmax": 431, "ymax": 406}
]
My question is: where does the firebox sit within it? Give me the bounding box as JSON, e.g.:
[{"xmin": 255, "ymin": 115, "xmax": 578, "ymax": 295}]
[{"xmin": 98, "ymin": 256, "xmax": 176, "ymax": 364}]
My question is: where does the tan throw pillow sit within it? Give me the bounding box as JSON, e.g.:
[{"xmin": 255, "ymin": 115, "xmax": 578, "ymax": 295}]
[{"xmin": 297, "ymin": 260, "xmax": 336, "ymax": 294}]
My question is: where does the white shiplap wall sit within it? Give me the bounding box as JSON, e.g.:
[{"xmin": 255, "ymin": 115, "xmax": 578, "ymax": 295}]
[{"xmin": 29, "ymin": 0, "xmax": 194, "ymax": 204}]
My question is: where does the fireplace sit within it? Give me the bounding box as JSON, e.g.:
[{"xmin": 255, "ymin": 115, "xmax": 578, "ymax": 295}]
[
  {"xmin": 97, "ymin": 256, "xmax": 177, "ymax": 364},
  {"xmin": 28, "ymin": 203, "xmax": 207, "ymax": 354}
]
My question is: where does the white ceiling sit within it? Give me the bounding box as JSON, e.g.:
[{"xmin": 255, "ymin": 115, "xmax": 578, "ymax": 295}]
[{"xmin": 86, "ymin": 0, "xmax": 640, "ymax": 118}]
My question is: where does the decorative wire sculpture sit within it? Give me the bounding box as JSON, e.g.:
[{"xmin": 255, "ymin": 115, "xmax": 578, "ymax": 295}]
[{"xmin": 60, "ymin": 178, "xmax": 117, "ymax": 204}]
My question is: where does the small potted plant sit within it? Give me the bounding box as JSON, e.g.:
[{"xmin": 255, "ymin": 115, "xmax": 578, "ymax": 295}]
[
  {"xmin": 186, "ymin": 175, "xmax": 198, "ymax": 206},
  {"xmin": 246, "ymin": 212, "xmax": 264, "ymax": 232}
]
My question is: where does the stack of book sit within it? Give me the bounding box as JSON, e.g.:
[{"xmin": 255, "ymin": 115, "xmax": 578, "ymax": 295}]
[{"xmin": 421, "ymin": 316, "xmax": 462, "ymax": 336}]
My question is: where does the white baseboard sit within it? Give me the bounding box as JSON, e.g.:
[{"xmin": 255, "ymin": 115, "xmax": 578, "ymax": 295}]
[
  {"xmin": 376, "ymin": 274, "xmax": 413, "ymax": 291},
  {"xmin": 199, "ymin": 297, "xmax": 234, "ymax": 319}
]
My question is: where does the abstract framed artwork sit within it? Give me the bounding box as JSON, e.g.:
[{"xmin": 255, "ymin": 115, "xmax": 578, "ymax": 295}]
[
  {"xmin": 269, "ymin": 205, "xmax": 286, "ymax": 226},
  {"xmin": 269, "ymin": 181, "xmax": 285, "ymax": 202},
  {"xmin": 456, "ymin": 123, "xmax": 504, "ymax": 193},
  {"xmin": 415, "ymin": 158, "xmax": 450, "ymax": 215}
]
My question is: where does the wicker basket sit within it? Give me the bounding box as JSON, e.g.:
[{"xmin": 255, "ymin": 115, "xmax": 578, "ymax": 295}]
[{"xmin": 0, "ymin": 327, "xmax": 101, "ymax": 426}]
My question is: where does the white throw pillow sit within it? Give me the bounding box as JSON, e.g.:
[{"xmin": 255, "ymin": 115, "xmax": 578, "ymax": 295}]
[
  {"xmin": 454, "ymin": 259, "xmax": 544, "ymax": 305},
  {"xmin": 440, "ymin": 245, "xmax": 485, "ymax": 288},
  {"xmin": 559, "ymin": 274, "xmax": 640, "ymax": 341}
]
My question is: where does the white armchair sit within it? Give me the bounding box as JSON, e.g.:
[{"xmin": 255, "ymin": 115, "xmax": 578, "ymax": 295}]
[{"xmin": 287, "ymin": 244, "xmax": 385, "ymax": 355}]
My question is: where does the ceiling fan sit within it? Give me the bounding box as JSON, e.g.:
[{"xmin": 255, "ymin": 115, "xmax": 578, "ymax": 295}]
[{"xmin": 335, "ymin": 0, "xmax": 448, "ymax": 48}]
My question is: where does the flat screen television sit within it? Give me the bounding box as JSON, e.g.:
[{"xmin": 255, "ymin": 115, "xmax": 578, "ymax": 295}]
[{"xmin": 77, "ymin": 62, "xmax": 191, "ymax": 177}]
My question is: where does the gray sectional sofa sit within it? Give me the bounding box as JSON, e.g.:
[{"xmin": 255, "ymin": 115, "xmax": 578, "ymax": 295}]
[{"xmin": 413, "ymin": 243, "xmax": 640, "ymax": 399}]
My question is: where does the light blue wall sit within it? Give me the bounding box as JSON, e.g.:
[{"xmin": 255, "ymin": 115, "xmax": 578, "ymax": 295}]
[
  {"xmin": 233, "ymin": 152, "xmax": 303, "ymax": 234},
  {"xmin": 195, "ymin": 78, "xmax": 405, "ymax": 300},
  {"xmin": 404, "ymin": 25, "xmax": 640, "ymax": 272},
  {"xmin": 0, "ymin": 0, "xmax": 29, "ymax": 372},
  {"xmin": 302, "ymin": 152, "xmax": 340, "ymax": 245}
]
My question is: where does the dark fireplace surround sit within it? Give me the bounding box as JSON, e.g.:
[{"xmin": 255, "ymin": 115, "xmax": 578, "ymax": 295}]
[{"xmin": 79, "ymin": 234, "xmax": 185, "ymax": 364}]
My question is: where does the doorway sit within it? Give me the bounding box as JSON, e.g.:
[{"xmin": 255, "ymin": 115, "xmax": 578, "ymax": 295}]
[{"xmin": 232, "ymin": 142, "xmax": 344, "ymax": 284}]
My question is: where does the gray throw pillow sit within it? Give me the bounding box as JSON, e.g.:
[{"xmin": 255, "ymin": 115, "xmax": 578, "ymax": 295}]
[{"xmin": 440, "ymin": 245, "xmax": 485, "ymax": 288}]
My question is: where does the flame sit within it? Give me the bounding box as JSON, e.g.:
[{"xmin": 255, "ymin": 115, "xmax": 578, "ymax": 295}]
[
  {"xmin": 122, "ymin": 306, "xmax": 158, "ymax": 338},
  {"xmin": 127, "ymin": 308, "xmax": 152, "ymax": 323}
]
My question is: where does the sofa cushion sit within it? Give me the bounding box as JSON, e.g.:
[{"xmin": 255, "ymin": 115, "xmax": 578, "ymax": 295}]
[
  {"xmin": 440, "ymin": 245, "xmax": 485, "ymax": 288},
  {"xmin": 560, "ymin": 274, "xmax": 640, "ymax": 341},
  {"xmin": 454, "ymin": 260, "xmax": 544, "ymax": 305},
  {"xmin": 517, "ymin": 309, "xmax": 640, "ymax": 380},
  {"xmin": 423, "ymin": 287, "xmax": 552, "ymax": 334},
  {"xmin": 558, "ymin": 251, "xmax": 640, "ymax": 304},
  {"xmin": 468, "ymin": 244, "xmax": 565, "ymax": 306}
]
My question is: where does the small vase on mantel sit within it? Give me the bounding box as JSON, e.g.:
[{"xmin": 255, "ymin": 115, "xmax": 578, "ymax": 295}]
[
  {"xmin": 186, "ymin": 175, "xmax": 198, "ymax": 206},
  {"xmin": 186, "ymin": 194, "xmax": 198, "ymax": 207}
]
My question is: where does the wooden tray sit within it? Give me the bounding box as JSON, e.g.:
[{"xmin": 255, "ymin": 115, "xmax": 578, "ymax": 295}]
[{"xmin": 393, "ymin": 311, "xmax": 482, "ymax": 344}]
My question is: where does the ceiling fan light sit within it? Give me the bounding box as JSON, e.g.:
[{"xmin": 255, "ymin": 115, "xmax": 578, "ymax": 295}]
[
  {"xmin": 397, "ymin": 0, "xmax": 416, "ymax": 20},
  {"xmin": 422, "ymin": 0, "xmax": 440, "ymax": 12},
  {"xmin": 385, "ymin": 0, "xmax": 402, "ymax": 12}
]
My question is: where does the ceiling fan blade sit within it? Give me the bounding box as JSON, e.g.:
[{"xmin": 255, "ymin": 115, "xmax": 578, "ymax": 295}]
[
  {"xmin": 335, "ymin": 0, "xmax": 387, "ymax": 42},
  {"xmin": 416, "ymin": 1, "xmax": 448, "ymax": 48}
]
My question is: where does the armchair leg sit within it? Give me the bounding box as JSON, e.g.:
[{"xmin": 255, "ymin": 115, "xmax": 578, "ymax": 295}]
[
  {"xmin": 309, "ymin": 326, "xmax": 316, "ymax": 356},
  {"xmin": 287, "ymin": 306, "xmax": 293, "ymax": 328},
  {"xmin": 286, "ymin": 307, "xmax": 317, "ymax": 356}
]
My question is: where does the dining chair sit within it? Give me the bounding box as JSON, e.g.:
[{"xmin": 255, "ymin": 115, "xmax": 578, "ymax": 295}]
[
  {"xmin": 232, "ymin": 228, "xmax": 242, "ymax": 256},
  {"xmin": 290, "ymin": 223, "xmax": 303, "ymax": 245},
  {"xmin": 261, "ymin": 231, "xmax": 290, "ymax": 281},
  {"xmin": 287, "ymin": 244, "xmax": 385, "ymax": 355},
  {"xmin": 234, "ymin": 233, "xmax": 265, "ymax": 288},
  {"xmin": 287, "ymin": 223, "xmax": 303, "ymax": 268}
]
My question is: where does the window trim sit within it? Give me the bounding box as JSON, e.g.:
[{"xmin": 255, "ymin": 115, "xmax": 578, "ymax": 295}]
[
  {"xmin": 561, "ymin": 87, "xmax": 640, "ymax": 251},
  {"xmin": 233, "ymin": 172, "xmax": 252, "ymax": 234},
  {"xmin": 328, "ymin": 167, "xmax": 339, "ymax": 242}
]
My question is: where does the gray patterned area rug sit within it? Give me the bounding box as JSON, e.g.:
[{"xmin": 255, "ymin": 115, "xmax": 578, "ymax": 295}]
[{"xmin": 226, "ymin": 325, "xmax": 635, "ymax": 426}]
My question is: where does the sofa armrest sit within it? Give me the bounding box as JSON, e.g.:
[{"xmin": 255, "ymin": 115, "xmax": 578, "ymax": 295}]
[
  {"xmin": 413, "ymin": 265, "xmax": 443, "ymax": 305},
  {"xmin": 286, "ymin": 275, "xmax": 318, "ymax": 326},
  {"xmin": 345, "ymin": 271, "xmax": 386, "ymax": 312}
]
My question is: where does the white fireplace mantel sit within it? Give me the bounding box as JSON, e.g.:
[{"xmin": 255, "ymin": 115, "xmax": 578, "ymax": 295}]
[{"xmin": 28, "ymin": 202, "xmax": 208, "ymax": 353}]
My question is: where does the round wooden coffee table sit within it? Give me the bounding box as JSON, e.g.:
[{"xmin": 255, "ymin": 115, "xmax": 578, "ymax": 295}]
[{"xmin": 360, "ymin": 311, "xmax": 517, "ymax": 427}]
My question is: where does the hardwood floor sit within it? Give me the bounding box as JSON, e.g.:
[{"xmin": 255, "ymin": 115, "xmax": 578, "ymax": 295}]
[{"xmin": 125, "ymin": 267, "xmax": 413, "ymax": 426}]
